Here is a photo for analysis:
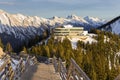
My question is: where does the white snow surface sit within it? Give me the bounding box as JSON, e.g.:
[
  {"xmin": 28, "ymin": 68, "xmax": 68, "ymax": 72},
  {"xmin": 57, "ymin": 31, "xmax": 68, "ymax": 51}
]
[
  {"xmin": 84, "ymin": 16, "xmax": 106, "ymax": 27},
  {"xmin": 83, "ymin": 35, "xmax": 97, "ymax": 44},
  {"xmin": 69, "ymin": 38, "xmax": 79, "ymax": 49},
  {"xmin": 63, "ymin": 25, "xmax": 73, "ymax": 28},
  {"xmin": 68, "ymin": 34, "xmax": 97, "ymax": 49},
  {"xmin": 111, "ymin": 19, "xmax": 120, "ymax": 34}
]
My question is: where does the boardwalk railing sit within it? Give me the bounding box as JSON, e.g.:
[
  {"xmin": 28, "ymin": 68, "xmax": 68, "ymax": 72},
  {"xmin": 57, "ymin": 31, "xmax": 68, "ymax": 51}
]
[
  {"xmin": 53, "ymin": 57, "xmax": 90, "ymax": 80},
  {"xmin": 53, "ymin": 56, "xmax": 58, "ymax": 72},
  {"xmin": 30, "ymin": 56, "xmax": 38, "ymax": 65},
  {"xmin": 0, "ymin": 55, "xmax": 37, "ymax": 80},
  {"xmin": 14, "ymin": 58, "xmax": 25, "ymax": 80},
  {"xmin": 67, "ymin": 58, "xmax": 90, "ymax": 80},
  {"xmin": 0, "ymin": 55, "xmax": 14, "ymax": 80},
  {"xmin": 58, "ymin": 58, "xmax": 67, "ymax": 80}
]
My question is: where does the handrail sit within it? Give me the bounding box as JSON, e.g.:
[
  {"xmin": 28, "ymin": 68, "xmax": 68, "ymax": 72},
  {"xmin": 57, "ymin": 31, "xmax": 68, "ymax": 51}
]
[
  {"xmin": 0, "ymin": 59, "xmax": 10, "ymax": 72},
  {"xmin": 53, "ymin": 56, "xmax": 58, "ymax": 72},
  {"xmin": 59, "ymin": 58, "xmax": 67, "ymax": 80},
  {"xmin": 0, "ymin": 55, "xmax": 37, "ymax": 80},
  {"xmin": 31, "ymin": 56, "xmax": 38, "ymax": 65},
  {"xmin": 0, "ymin": 58, "xmax": 14, "ymax": 80},
  {"xmin": 69, "ymin": 58, "xmax": 90, "ymax": 80},
  {"xmin": 53, "ymin": 56, "xmax": 90, "ymax": 80}
]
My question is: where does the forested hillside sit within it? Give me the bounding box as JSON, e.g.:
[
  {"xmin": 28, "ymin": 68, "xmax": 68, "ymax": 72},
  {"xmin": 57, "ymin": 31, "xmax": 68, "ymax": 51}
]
[{"xmin": 25, "ymin": 30, "xmax": 120, "ymax": 80}]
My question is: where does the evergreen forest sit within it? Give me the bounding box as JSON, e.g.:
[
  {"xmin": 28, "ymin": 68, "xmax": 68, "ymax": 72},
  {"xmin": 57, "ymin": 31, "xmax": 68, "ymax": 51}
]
[{"xmin": 19, "ymin": 30, "xmax": 120, "ymax": 80}]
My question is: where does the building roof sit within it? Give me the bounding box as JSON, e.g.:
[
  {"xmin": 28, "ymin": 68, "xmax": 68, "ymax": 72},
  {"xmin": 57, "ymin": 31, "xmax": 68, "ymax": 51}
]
[{"xmin": 55, "ymin": 27, "xmax": 84, "ymax": 29}]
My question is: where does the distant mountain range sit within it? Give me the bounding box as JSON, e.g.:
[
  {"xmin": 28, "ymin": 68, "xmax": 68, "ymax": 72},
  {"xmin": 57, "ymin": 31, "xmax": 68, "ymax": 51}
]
[{"xmin": 0, "ymin": 9, "xmax": 119, "ymax": 52}]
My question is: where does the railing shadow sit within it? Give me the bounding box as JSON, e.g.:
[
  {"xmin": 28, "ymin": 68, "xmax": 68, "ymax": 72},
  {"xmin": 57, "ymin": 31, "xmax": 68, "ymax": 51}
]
[
  {"xmin": 20, "ymin": 64, "xmax": 38, "ymax": 80},
  {"xmin": 20, "ymin": 56, "xmax": 50, "ymax": 80}
]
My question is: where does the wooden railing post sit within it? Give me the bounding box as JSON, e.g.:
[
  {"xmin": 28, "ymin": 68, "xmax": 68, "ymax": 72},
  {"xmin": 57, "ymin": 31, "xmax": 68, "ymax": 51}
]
[
  {"xmin": 31, "ymin": 56, "xmax": 38, "ymax": 65},
  {"xmin": 52, "ymin": 57, "xmax": 91, "ymax": 80},
  {"xmin": 14, "ymin": 57, "xmax": 25, "ymax": 80},
  {"xmin": 0, "ymin": 55, "xmax": 15, "ymax": 80},
  {"xmin": 70, "ymin": 58, "xmax": 90, "ymax": 80},
  {"xmin": 53, "ymin": 56, "xmax": 58, "ymax": 72},
  {"xmin": 67, "ymin": 62, "xmax": 74, "ymax": 80},
  {"xmin": 0, "ymin": 55, "xmax": 38, "ymax": 80},
  {"xmin": 25, "ymin": 55, "xmax": 30, "ymax": 69},
  {"xmin": 59, "ymin": 58, "xmax": 67, "ymax": 80}
]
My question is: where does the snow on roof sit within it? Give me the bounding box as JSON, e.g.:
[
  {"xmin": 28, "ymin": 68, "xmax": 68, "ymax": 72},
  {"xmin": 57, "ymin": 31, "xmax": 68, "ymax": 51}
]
[{"xmin": 63, "ymin": 25, "xmax": 73, "ymax": 28}]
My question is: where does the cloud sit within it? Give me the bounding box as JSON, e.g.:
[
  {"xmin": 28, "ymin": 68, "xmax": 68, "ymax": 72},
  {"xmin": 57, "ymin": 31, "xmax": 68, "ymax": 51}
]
[
  {"xmin": 31, "ymin": 0, "xmax": 81, "ymax": 4},
  {"xmin": 0, "ymin": 2, "xmax": 15, "ymax": 5},
  {"xmin": 31, "ymin": 0, "xmax": 103, "ymax": 5}
]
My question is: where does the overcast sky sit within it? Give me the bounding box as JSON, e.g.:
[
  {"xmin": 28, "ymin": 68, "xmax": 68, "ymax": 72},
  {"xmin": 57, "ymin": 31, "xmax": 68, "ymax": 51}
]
[{"xmin": 0, "ymin": 0, "xmax": 119, "ymax": 19}]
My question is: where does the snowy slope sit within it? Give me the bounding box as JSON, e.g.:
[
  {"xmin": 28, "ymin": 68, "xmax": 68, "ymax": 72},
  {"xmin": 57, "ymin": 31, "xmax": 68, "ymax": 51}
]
[
  {"xmin": 0, "ymin": 9, "xmax": 48, "ymax": 27},
  {"xmin": 84, "ymin": 16, "xmax": 106, "ymax": 27},
  {"xmin": 68, "ymin": 34, "xmax": 97, "ymax": 49},
  {"xmin": 97, "ymin": 16, "xmax": 120, "ymax": 34},
  {"xmin": 0, "ymin": 9, "xmax": 51, "ymax": 52},
  {"xmin": 111, "ymin": 18, "xmax": 120, "ymax": 34},
  {"xmin": 0, "ymin": 9, "xmax": 49, "ymax": 41}
]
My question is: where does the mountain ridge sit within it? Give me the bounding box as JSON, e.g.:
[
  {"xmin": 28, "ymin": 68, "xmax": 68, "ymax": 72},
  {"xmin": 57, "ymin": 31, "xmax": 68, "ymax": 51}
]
[
  {"xmin": 0, "ymin": 9, "xmax": 106, "ymax": 28},
  {"xmin": 0, "ymin": 9, "xmax": 119, "ymax": 52}
]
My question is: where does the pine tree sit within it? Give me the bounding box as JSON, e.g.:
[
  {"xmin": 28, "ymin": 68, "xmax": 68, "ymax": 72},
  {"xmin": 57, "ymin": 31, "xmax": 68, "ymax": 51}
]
[
  {"xmin": 42, "ymin": 46, "xmax": 50, "ymax": 57},
  {"xmin": 5, "ymin": 42, "xmax": 13, "ymax": 54},
  {"xmin": 0, "ymin": 38, "xmax": 4, "ymax": 48},
  {"xmin": 23, "ymin": 46, "xmax": 27, "ymax": 54}
]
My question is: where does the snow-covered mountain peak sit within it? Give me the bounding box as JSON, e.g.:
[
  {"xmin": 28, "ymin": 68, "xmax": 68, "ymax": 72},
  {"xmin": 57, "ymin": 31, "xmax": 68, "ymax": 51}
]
[
  {"xmin": 0, "ymin": 9, "xmax": 43, "ymax": 27},
  {"xmin": 16, "ymin": 13, "xmax": 26, "ymax": 18},
  {"xmin": 84, "ymin": 16, "xmax": 106, "ymax": 27},
  {"xmin": 0, "ymin": 9, "xmax": 107, "ymax": 28},
  {"xmin": 67, "ymin": 14, "xmax": 79, "ymax": 19},
  {"xmin": 84, "ymin": 16, "xmax": 103, "ymax": 22},
  {"xmin": 66, "ymin": 14, "xmax": 88, "ymax": 24},
  {"xmin": 50, "ymin": 16, "xmax": 62, "ymax": 20}
]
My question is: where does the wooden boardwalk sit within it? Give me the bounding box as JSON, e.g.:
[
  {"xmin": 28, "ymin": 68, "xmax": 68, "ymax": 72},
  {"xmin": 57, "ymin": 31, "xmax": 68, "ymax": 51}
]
[{"xmin": 20, "ymin": 63, "xmax": 61, "ymax": 80}]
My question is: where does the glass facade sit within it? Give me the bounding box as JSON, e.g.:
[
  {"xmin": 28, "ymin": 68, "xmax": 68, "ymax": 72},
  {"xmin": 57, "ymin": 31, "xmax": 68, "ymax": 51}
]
[{"xmin": 54, "ymin": 27, "xmax": 84, "ymax": 36}]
